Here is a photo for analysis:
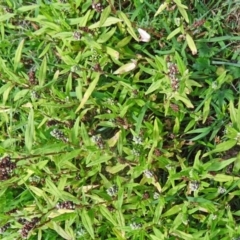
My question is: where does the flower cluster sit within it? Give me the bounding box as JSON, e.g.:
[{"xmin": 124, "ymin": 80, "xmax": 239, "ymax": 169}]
[
  {"xmin": 106, "ymin": 185, "xmax": 118, "ymax": 197},
  {"xmin": 18, "ymin": 218, "xmax": 28, "ymax": 225},
  {"xmin": 28, "ymin": 68, "xmax": 37, "ymax": 85},
  {"xmin": 189, "ymin": 181, "xmax": 200, "ymax": 191},
  {"xmin": 0, "ymin": 223, "xmax": 10, "ymax": 234},
  {"xmin": 92, "ymin": 135, "xmax": 104, "ymax": 149},
  {"xmin": 168, "ymin": 62, "xmax": 179, "ymax": 91},
  {"xmin": 133, "ymin": 136, "xmax": 142, "ymax": 145},
  {"xmin": 50, "ymin": 129, "xmax": 68, "ymax": 142},
  {"xmin": 92, "ymin": 2, "xmax": 103, "ymax": 12},
  {"xmin": 218, "ymin": 186, "xmax": 226, "ymax": 194},
  {"xmin": 132, "ymin": 149, "xmax": 140, "ymax": 156},
  {"xmin": 20, "ymin": 217, "xmax": 39, "ymax": 239},
  {"xmin": 30, "ymin": 90, "xmax": 40, "ymax": 100},
  {"xmin": 0, "ymin": 156, "xmax": 16, "ymax": 181},
  {"xmin": 55, "ymin": 201, "xmax": 75, "ymax": 210},
  {"xmin": 153, "ymin": 192, "xmax": 160, "ymax": 200},
  {"xmin": 130, "ymin": 222, "xmax": 142, "ymax": 230},
  {"xmin": 73, "ymin": 31, "xmax": 81, "ymax": 40},
  {"xmin": 76, "ymin": 227, "xmax": 86, "ymax": 237},
  {"xmin": 28, "ymin": 175, "xmax": 42, "ymax": 185},
  {"xmin": 143, "ymin": 170, "xmax": 153, "ymax": 178}
]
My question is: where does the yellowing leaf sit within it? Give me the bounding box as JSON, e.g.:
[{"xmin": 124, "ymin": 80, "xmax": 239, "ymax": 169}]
[
  {"xmin": 107, "ymin": 130, "xmax": 121, "ymax": 147},
  {"xmin": 113, "ymin": 60, "xmax": 137, "ymax": 75},
  {"xmin": 154, "ymin": 2, "xmax": 168, "ymax": 17},
  {"xmin": 186, "ymin": 33, "xmax": 197, "ymax": 55}
]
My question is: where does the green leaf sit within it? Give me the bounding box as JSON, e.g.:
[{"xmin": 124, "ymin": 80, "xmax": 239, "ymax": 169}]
[
  {"xmin": 167, "ymin": 27, "xmax": 181, "ymax": 40},
  {"xmin": 175, "ymin": 51, "xmax": 186, "ymax": 75},
  {"xmin": 39, "ymin": 57, "xmax": 47, "ymax": 87},
  {"xmin": 206, "ymin": 173, "xmax": 240, "ymax": 182},
  {"xmin": 39, "ymin": 43, "xmax": 51, "ymax": 58},
  {"xmin": 135, "ymin": 103, "xmax": 149, "ymax": 135},
  {"xmin": 14, "ymin": 89, "xmax": 29, "ymax": 101},
  {"xmin": 116, "ymin": 36, "xmax": 132, "ymax": 47},
  {"xmin": 51, "ymin": 222, "xmax": 72, "ymax": 239},
  {"xmin": 89, "ymin": 17, "xmax": 122, "ymax": 29},
  {"xmin": 153, "ymin": 197, "xmax": 165, "ymax": 223},
  {"xmin": 14, "ymin": 39, "xmax": 25, "ymax": 72},
  {"xmin": 162, "ymin": 204, "xmax": 183, "ymax": 217},
  {"xmin": 170, "ymin": 229, "xmax": 194, "ymax": 240},
  {"xmin": 106, "ymin": 46, "xmax": 120, "ymax": 59},
  {"xmin": 17, "ymin": 4, "xmax": 39, "ymax": 12},
  {"xmin": 87, "ymin": 154, "xmax": 112, "ymax": 167},
  {"xmin": 118, "ymin": 11, "xmax": 139, "ymax": 41},
  {"xmin": 57, "ymin": 149, "xmax": 81, "ymax": 167},
  {"xmin": 145, "ymin": 77, "xmax": 166, "ymax": 95},
  {"xmin": 71, "ymin": 116, "xmax": 80, "ymax": 144},
  {"xmin": 178, "ymin": 7, "xmax": 189, "ymax": 23},
  {"xmin": 203, "ymin": 139, "xmax": 237, "ymax": 157},
  {"xmin": 0, "ymin": 13, "xmax": 15, "ymax": 22},
  {"xmin": 173, "ymin": 93, "xmax": 194, "ymax": 108},
  {"xmin": 81, "ymin": 209, "xmax": 94, "ymax": 239},
  {"xmin": 99, "ymin": 205, "xmax": 117, "ymax": 226},
  {"xmin": 202, "ymin": 96, "xmax": 212, "ymax": 123},
  {"xmin": 185, "ymin": 126, "xmax": 212, "ymax": 141},
  {"xmin": 154, "ymin": 2, "xmax": 168, "ymax": 17},
  {"xmin": 99, "ymin": 5, "xmax": 111, "ymax": 27},
  {"xmin": 97, "ymin": 27, "xmax": 116, "ymax": 43},
  {"xmin": 29, "ymin": 186, "xmax": 44, "ymax": 197},
  {"xmin": 206, "ymin": 157, "xmax": 236, "ymax": 171},
  {"xmin": 25, "ymin": 108, "xmax": 34, "ymax": 152},
  {"xmin": 105, "ymin": 163, "xmax": 128, "ymax": 174},
  {"xmin": 75, "ymin": 73, "xmax": 100, "ymax": 113},
  {"xmin": 45, "ymin": 178, "xmax": 62, "ymax": 198}
]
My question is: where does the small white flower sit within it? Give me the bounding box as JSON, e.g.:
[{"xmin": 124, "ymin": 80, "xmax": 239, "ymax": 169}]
[
  {"xmin": 132, "ymin": 149, "xmax": 140, "ymax": 156},
  {"xmin": 106, "ymin": 185, "xmax": 118, "ymax": 197},
  {"xmin": 166, "ymin": 164, "xmax": 172, "ymax": 170},
  {"xmin": 211, "ymin": 81, "xmax": 218, "ymax": 89},
  {"xmin": 73, "ymin": 31, "xmax": 81, "ymax": 40},
  {"xmin": 133, "ymin": 136, "xmax": 142, "ymax": 145},
  {"xmin": 138, "ymin": 28, "xmax": 151, "ymax": 42},
  {"xmin": 130, "ymin": 222, "xmax": 142, "ymax": 230},
  {"xmin": 144, "ymin": 170, "xmax": 153, "ymax": 178},
  {"xmin": 153, "ymin": 192, "xmax": 160, "ymax": 199},
  {"xmin": 76, "ymin": 227, "xmax": 86, "ymax": 237},
  {"xmin": 106, "ymin": 98, "xmax": 114, "ymax": 105},
  {"xmin": 218, "ymin": 186, "xmax": 226, "ymax": 194},
  {"xmin": 210, "ymin": 214, "xmax": 217, "ymax": 220},
  {"xmin": 189, "ymin": 181, "xmax": 200, "ymax": 191}
]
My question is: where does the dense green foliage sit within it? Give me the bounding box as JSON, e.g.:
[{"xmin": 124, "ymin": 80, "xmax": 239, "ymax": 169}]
[{"xmin": 0, "ymin": 0, "xmax": 240, "ymax": 239}]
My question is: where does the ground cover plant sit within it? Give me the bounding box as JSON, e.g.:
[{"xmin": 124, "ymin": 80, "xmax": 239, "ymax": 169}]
[{"xmin": 0, "ymin": 0, "xmax": 240, "ymax": 239}]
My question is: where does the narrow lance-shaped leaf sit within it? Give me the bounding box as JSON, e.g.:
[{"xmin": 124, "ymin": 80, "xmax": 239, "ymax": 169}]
[
  {"xmin": 75, "ymin": 73, "xmax": 100, "ymax": 113},
  {"xmin": 113, "ymin": 60, "xmax": 137, "ymax": 75},
  {"xmin": 81, "ymin": 209, "xmax": 95, "ymax": 239},
  {"xmin": 14, "ymin": 39, "xmax": 25, "ymax": 72},
  {"xmin": 203, "ymin": 139, "xmax": 237, "ymax": 157},
  {"xmin": 25, "ymin": 108, "xmax": 34, "ymax": 152},
  {"xmin": 186, "ymin": 33, "xmax": 197, "ymax": 55},
  {"xmin": 39, "ymin": 57, "xmax": 47, "ymax": 87},
  {"xmin": 99, "ymin": 5, "xmax": 111, "ymax": 27},
  {"xmin": 118, "ymin": 11, "xmax": 139, "ymax": 41},
  {"xmin": 154, "ymin": 2, "xmax": 168, "ymax": 17}
]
